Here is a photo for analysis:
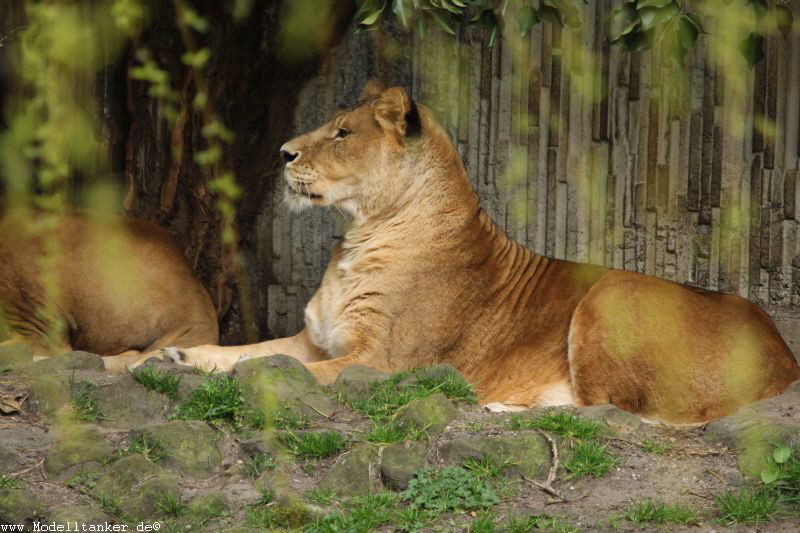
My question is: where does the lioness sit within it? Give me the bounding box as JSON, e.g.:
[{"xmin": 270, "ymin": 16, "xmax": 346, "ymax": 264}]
[
  {"xmin": 0, "ymin": 209, "xmax": 218, "ymax": 370},
  {"xmin": 148, "ymin": 82, "xmax": 799, "ymax": 423}
]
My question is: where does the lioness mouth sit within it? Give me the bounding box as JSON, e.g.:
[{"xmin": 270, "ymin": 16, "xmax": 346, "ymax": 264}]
[{"xmin": 288, "ymin": 185, "xmax": 323, "ymax": 200}]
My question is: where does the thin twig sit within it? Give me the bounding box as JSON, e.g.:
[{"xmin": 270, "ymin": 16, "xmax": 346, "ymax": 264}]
[
  {"xmin": 10, "ymin": 457, "xmax": 45, "ymax": 477},
  {"xmin": 522, "ymin": 429, "xmax": 567, "ymax": 502},
  {"xmin": 707, "ymin": 469, "xmax": 729, "ymax": 485},
  {"xmin": 295, "ymin": 398, "xmax": 331, "ymax": 419}
]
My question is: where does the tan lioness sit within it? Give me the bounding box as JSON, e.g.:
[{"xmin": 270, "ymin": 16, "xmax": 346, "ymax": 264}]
[
  {"xmin": 0, "ymin": 208, "xmax": 218, "ymax": 370},
  {"xmin": 148, "ymin": 83, "xmax": 799, "ymax": 423}
]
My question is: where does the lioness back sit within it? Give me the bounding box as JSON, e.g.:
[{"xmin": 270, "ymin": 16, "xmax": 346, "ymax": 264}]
[{"xmin": 0, "ymin": 209, "xmax": 218, "ymax": 356}]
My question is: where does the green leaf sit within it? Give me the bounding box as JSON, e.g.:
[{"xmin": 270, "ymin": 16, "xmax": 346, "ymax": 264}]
[
  {"xmin": 429, "ymin": 10, "xmax": 456, "ymax": 34},
  {"xmin": 676, "ymin": 14, "xmax": 699, "ymax": 50},
  {"xmin": 516, "ymin": 6, "xmax": 541, "ymax": 36},
  {"xmin": 739, "ymin": 32, "xmax": 764, "ymax": 68},
  {"xmin": 774, "ymin": 5, "xmax": 793, "ymax": 37},
  {"xmin": 361, "ymin": 7, "xmax": 384, "ymax": 26},
  {"xmin": 773, "ymin": 446, "xmax": 791, "ymax": 464},
  {"xmin": 392, "ymin": 0, "xmax": 409, "ymax": 28},
  {"xmin": 761, "ymin": 467, "xmax": 779, "ymax": 484},
  {"xmin": 548, "ymin": 0, "xmax": 582, "ymax": 28},
  {"xmin": 181, "ymin": 48, "xmax": 211, "ymax": 69}
]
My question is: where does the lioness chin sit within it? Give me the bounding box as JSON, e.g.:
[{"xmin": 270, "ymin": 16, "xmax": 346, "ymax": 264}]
[{"xmin": 146, "ymin": 81, "xmax": 800, "ymax": 424}]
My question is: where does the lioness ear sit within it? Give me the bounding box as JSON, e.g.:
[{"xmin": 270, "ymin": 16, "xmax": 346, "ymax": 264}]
[
  {"xmin": 360, "ymin": 78, "xmax": 384, "ymax": 99},
  {"xmin": 374, "ymin": 87, "xmax": 419, "ymax": 143}
]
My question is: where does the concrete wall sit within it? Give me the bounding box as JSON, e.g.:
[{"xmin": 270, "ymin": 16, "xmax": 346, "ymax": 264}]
[{"xmin": 265, "ymin": 4, "xmax": 800, "ymax": 356}]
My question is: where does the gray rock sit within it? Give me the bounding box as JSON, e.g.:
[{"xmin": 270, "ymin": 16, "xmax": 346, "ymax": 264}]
[
  {"xmin": 706, "ymin": 384, "xmax": 800, "ymax": 477},
  {"xmin": 334, "ymin": 364, "xmax": 390, "ymax": 400},
  {"xmin": 440, "ymin": 432, "xmax": 551, "ymax": 478},
  {"xmin": 397, "ymin": 393, "xmax": 458, "ymax": 434},
  {"xmin": 380, "ymin": 441, "xmax": 428, "ymax": 490},
  {"xmin": 130, "ymin": 420, "xmax": 221, "ymax": 478},
  {"xmin": 0, "ymin": 444, "xmax": 19, "ymax": 474},
  {"xmin": 94, "ymin": 374, "xmax": 168, "ymax": 429},
  {"xmin": 317, "ymin": 445, "xmax": 381, "ymax": 496},
  {"xmin": 22, "ymin": 351, "xmax": 104, "ymax": 374},
  {"xmin": 44, "ymin": 424, "xmax": 114, "ymax": 477},
  {"xmin": 232, "ymin": 355, "xmax": 336, "ymax": 418},
  {"xmin": 92, "ymin": 454, "xmax": 165, "ymax": 500},
  {"xmin": 0, "ymin": 426, "xmax": 52, "ymax": 450},
  {"xmin": 577, "ymin": 404, "xmax": 640, "ymax": 434},
  {"xmin": 47, "ymin": 503, "xmax": 111, "ymax": 527},
  {"xmin": 172, "ymin": 374, "xmax": 206, "ymax": 404},
  {"xmin": 241, "ymin": 430, "xmax": 286, "ymax": 458}
]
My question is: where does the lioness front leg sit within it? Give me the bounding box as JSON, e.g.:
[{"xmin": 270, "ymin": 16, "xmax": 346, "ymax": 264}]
[{"xmin": 126, "ymin": 329, "xmax": 324, "ymax": 373}]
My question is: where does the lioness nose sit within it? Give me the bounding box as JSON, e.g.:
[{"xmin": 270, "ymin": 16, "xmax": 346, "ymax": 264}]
[{"xmin": 280, "ymin": 149, "xmax": 299, "ymax": 163}]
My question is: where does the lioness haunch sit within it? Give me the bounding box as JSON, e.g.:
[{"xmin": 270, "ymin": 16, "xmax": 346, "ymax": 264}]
[
  {"xmin": 148, "ymin": 82, "xmax": 800, "ymax": 424},
  {"xmin": 0, "ymin": 209, "xmax": 218, "ymax": 371}
]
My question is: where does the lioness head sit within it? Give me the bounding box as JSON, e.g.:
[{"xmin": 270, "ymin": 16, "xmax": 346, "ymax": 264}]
[{"xmin": 279, "ymin": 81, "xmax": 422, "ymax": 218}]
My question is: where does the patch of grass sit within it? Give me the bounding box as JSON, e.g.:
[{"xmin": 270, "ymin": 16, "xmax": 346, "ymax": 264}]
[
  {"xmin": 391, "ymin": 508, "xmax": 436, "ymax": 532},
  {"xmin": 471, "ymin": 509, "xmax": 498, "ymax": 532},
  {"xmin": 157, "ymin": 492, "xmax": 185, "ymax": 518},
  {"xmin": 131, "ymin": 366, "xmax": 181, "ymax": 399},
  {"xmin": 171, "ymin": 374, "xmax": 245, "ymax": 427},
  {"xmin": 128, "ymin": 434, "xmax": 166, "ymax": 462},
  {"xmin": 306, "ymin": 487, "xmax": 338, "ymax": 506},
  {"xmin": 255, "ymin": 487, "xmax": 276, "ymax": 506},
  {"xmin": 623, "ymin": 499, "xmax": 701, "ymax": 525},
  {"xmin": 0, "ymin": 475, "xmax": 20, "ymax": 489},
  {"xmin": 715, "ymin": 487, "xmax": 779, "ymax": 525},
  {"xmin": 508, "ymin": 411, "xmax": 600, "ymax": 441},
  {"xmin": 402, "ymin": 466, "xmax": 498, "ymax": 513},
  {"xmin": 563, "ymin": 440, "xmax": 620, "ymax": 478},
  {"xmin": 363, "ymin": 421, "xmax": 426, "ymax": 444},
  {"xmin": 340, "ymin": 366, "xmax": 476, "ymax": 422},
  {"xmin": 280, "ymin": 430, "xmax": 347, "ymax": 460},
  {"xmin": 308, "ymin": 492, "xmax": 398, "ymax": 533},
  {"xmin": 640, "ymin": 436, "xmax": 672, "ymax": 455},
  {"xmin": 506, "ymin": 513, "xmax": 579, "ymax": 533},
  {"xmin": 247, "ymin": 452, "xmax": 276, "ymax": 478},
  {"xmin": 415, "ymin": 368, "xmax": 477, "ymax": 404},
  {"xmin": 70, "ymin": 382, "xmax": 104, "ymax": 422},
  {"xmin": 761, "ymin": 444, "xmax": 800, "ymax": 506},
  {"xmin": 463, "ymin": 454, "xmax": 518, "ymax": 479},
  {"xmin": 98, "ymin": 493, "xmax": 121, "ymax": 516},
  {"xmin": 273, "ymin": 404, "xmax": 313, "ymax": 430}
]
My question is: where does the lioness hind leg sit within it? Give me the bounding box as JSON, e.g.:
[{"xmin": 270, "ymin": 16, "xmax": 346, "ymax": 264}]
[{"xmin": 568, "ymin": 270, "xmax": 800, "ymax": 424}]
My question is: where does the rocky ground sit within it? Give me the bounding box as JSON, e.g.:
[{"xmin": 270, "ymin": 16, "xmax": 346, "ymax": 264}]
[{"xmin": 0, "ymin": 346, "xmax": 798, "ymax": 532}]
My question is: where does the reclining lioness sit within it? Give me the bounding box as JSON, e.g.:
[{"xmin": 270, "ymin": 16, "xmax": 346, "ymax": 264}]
[
  {"xmin": 152, "ymin": 83, "xmax": 799, "ymax": 423},
  {"xmin": 0, "ymin": 209, "xmax": 218, "ymax": 371}
]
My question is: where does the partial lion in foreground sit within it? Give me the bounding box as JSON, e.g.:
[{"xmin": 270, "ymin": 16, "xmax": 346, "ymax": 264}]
[
  {"xmin": 145, "ymin": 82, "xmax": 799, "ymax": 424},
  {"xmin": 0, "ymin": 209, "xmax": 218, "ymax": 371}
]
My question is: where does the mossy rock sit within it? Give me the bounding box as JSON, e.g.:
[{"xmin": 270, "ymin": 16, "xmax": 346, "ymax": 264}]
[
  {"xmin": 397, "ymin": 393, "xmax": 458, "ymax": 434},
  {"xmin": 47, "ymin": 502, "xmax": 111, "ymax": 527},
  {"xmin": 44, "ymin": 424, "xmax": 114, "ymax": 477},
  {"xmin": 0, "ymin": 443, "xmax": 19, "ymax": 474},
  {"xmin": 0, "ymin": 487, "xmax": 41, "ymax": 525},
  {"xmin": 26, "ymin": 373, "xmax": 71, "ymax": 415},
  {"xmin": 127, "ymin": 475, "xmax": 181, "ymax": 521},
  {"xmin": 186, "ymin": 491, "xmax": 230, "ymax": 522},
  {"xmin": 576, "ymin": 404, "xmax": 640, "ymax": 434},
  {"xmin": 94, "ymin": 375, "xmax": 169, "ymax": 429},
  {"xmin": 334, "ymin": 364, "xmax": 390, "ymax": 400},
  {"xmin": 0, "ymin": 344, "xmax": 33, "ymax": 369},
  {"xmin": 92, "ymin": 454, "xmax": 165, "ymax": 500},
  {"xmin": 380, "ymin": 441, "xmax": 428, "ymax": 490},
  {"xmin": 440, "ymin": 432, "xmax": 551, "ymax": 478},
  {"xmin": 232, "ymin": 355, "xmax": 336, "ymax": 418},
  {"xmin": 130, "ymin": 420, "xmax": 221, "ymax": 478},
  {"xmin": 317, "ymin": 445, "xmax": 381, "ymax": 496}
]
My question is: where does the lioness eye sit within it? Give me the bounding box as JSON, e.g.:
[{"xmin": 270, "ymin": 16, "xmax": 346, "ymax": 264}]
[{"xmin": 335, "ymin": 128, "xmax": 350, "ymax": 139}]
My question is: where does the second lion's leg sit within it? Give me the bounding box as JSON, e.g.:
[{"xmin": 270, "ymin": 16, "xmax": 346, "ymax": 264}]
[{"xmin": 126, "ymin": 329, "xmax": 324, "ymax": 373}]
